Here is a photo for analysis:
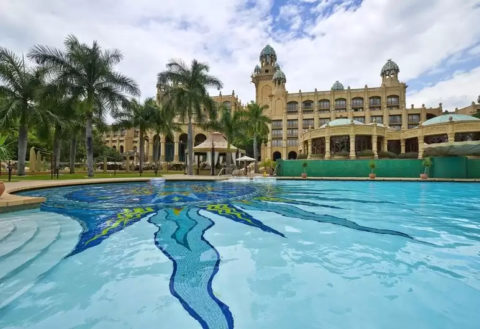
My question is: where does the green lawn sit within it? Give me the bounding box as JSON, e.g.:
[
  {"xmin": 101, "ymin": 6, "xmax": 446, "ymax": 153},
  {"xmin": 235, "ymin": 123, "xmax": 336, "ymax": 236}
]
[{"xmin": 0, "ymin": 171, "xmax": 185, "ymax": 182}]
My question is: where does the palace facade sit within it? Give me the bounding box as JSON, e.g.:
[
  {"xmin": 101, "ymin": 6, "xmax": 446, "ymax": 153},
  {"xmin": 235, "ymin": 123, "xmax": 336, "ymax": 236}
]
[{"xmin": 104, "ymin": 45, "xmax": 480, "ymax": 164}]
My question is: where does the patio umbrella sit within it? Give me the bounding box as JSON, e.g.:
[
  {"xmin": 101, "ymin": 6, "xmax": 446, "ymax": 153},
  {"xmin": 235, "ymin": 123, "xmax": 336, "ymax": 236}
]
[{"xmin": 236, "ymin": 156, "xmax": 255, "ymax": 175}]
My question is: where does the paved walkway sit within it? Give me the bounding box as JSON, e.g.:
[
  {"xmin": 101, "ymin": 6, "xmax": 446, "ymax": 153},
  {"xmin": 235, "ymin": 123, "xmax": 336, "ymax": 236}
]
[
  {"xmin": 0, "ymin": 175, "xmax": 226, "ymax": 212},
  {"xmin": 1, "ymin": 174, "xmax": 478, "ymax": 212}
]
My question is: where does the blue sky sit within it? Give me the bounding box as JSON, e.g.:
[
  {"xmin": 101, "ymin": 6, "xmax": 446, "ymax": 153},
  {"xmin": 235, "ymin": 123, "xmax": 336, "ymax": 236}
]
[{"xmin": 1, "ymin": 0, "xmax": 479, "ymax": 110}]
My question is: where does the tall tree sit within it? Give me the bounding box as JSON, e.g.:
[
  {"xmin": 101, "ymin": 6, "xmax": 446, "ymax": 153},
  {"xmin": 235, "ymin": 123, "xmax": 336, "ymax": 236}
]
[
  {"xmin": 209, "ymin": 104, "xmax": 245, "ymax": 173},
  {"xmin": 114, "ymin": 98, "xmax": 158, "ymax": 174},
  {"xmin": 244, "ymin": 102, "xmax": 270, "ymax": 173},
  {"xmin": 29, "ymin": 35, "xmax": 139, "ymax": 177},
  {"xmin": 0, "ymin": 48, "xmax": 45, "ymax": 175},
  {"xmin": 157, "ymin": 59, "xmax": 222, "ymax": 175},
  {"xmin": 151, "ymin": 101, "xmax": 180, "ymax": 173}
]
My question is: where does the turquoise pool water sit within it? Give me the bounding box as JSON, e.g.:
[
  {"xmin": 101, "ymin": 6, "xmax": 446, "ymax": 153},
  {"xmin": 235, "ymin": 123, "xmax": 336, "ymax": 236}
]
[{"xmin": 0, "ymin": 180, "xmax": 479, "ymax": 328}]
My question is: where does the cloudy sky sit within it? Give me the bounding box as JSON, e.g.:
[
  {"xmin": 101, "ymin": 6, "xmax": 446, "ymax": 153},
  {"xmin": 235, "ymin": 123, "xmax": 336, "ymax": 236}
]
[{"xmin": 1, "ymin": 0, "xmax": 480, "ymax": 111}]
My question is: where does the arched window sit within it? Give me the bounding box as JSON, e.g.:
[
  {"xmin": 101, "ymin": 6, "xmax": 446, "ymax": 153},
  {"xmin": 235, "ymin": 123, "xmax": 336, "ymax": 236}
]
[
  {"xmin": 318, "ymin": 99, "xmax": 330, "ymax": 111},
  {"xmin": 302, "ymin": 100, "xmax": 313, "ymax": 112},
  {"xmin": 335, "ymin": 98, "xmax": 346, "ymax": 111},
  {"xmin": 288, "ymin": 151, "xmax": 297, "ymax": 159},
  {"xmin": 287, "ymin": 101, "xmax": 298, "ymax": 113},
  {"xmin": 119, "ymin": 145, "xmax": 124, "ymax": 153},
  {"xmin": 387, "ymin": 95, "xmax": 399, "ymax": 107},
  {"xmin": 112, "ymin": 145, "xmax": 117, "ymax": 150},
  {"xmin": 222, "ymin": 101, "xmax": 231, "ymax": 110},
  {"xmin": 273, "ymin": 151, "xmax": 282, "ymax": 161},
  {"xmin": 352, "ymin": 97, "xmax": 363, "ymax": 109},
  {"xmin": 369, "ymin": 96, "xmax": 381, "ymax": 109}
]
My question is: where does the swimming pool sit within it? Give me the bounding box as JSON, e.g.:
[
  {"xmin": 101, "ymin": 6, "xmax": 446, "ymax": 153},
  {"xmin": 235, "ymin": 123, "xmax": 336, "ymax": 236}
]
[{"xmin": 0, "ymin": 180, "xmax": 479, "ymax": 328}]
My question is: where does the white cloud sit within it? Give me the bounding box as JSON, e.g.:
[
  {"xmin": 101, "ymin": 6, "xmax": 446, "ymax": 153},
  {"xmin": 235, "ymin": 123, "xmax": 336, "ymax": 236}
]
[
  {"xmin": 0, "ymin": 0, "xmax": 479, "ymax": 112},
  {"xmin": 408, "ymin": 67, "xmax": 480, "ymax": 110}
]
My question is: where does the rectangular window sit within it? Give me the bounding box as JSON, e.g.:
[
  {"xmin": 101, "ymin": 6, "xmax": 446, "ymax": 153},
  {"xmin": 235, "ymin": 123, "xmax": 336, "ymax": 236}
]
[
  {"xmin": 287, "ymin": 102, "xmax": 298, "ymax": 112},
  {"xmin": 318, "ymin": 100, "xmax": 330, "ymax": 109},
  {"xmin": 272, "ymin": 140, "xmax": 283, "ymax": 147},
  {"xmin": 369, "ymin": 97, "xmax": 381, "ymax": 106},
  {"xmin": 287, "ymin": 128, "xmax": 298, "ymax": 137},
  {"xmin": 287, "ymin": 139, "xmax": 298, "ymax": 146},
  {"xmin": 371, "ymin": 116, "xmax": 383, "ymax": 124},
  {"xmin": 389, "ymin": 115, "xmax": 402, "ymax": 124},
  {"xmin": 271, "ymin": 130, "xmax": 283, "ymax": 138},
  {"xmin": 352, "ymin": 98, "xmax": 363, "ymax": 107},
  {"xmin": 408, "ymin": 124, "xmax": 418, "ymax": 129},
  {"xmin": 303, "ymin": 118, "xmax": 314, "ymax": 129},
  {"xmin": 287, "ymin": 119, "xmax": 298, "ymax": 128},
  {"xmin": 319, "ymin": 118, "xmax": 330, "ymax": 126},
  {"xmin": 408, "ymin": 114, "xmax": 420, "ymax": 123},
  {"xmin": 335, "ymin": 99, "xmax": 346, "ymax": 108},
  {"xmin": 272, "ymin": 120, "xmax": 283, "ymax": 129},
  {"xmin": 355, "ymin": 117, "xmax": 365, "ymax": 123}
]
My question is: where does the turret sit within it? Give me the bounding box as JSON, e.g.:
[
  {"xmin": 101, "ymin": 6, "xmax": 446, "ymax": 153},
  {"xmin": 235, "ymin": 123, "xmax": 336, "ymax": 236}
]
[{"xmin": 381, "ymin": 59, "xmax": 400, "ymax": 86}]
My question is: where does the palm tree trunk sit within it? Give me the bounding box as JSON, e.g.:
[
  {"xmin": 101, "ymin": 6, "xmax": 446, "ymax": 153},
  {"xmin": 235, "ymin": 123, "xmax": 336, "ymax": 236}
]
[
  {"xmin": 17, "ymin": 122, "xmax": 28, "ymax": 176},
  {"xmin": 153, "ymin": 133, "xmax": 160, "ymax": 174},
  {"xmin": 253, "ymin": 134, "xmax": 258, "ymax": 173},
  {"xmin": 139, "ymin": 129, "xmax": 145, "ymax": 174},
  {"xmin": 53, "ymin": 126, "xmax": 61, "ymax": 174},
  {"xmin": 226, "ymin": 142, "xmax": 231, "ymax": 174},
  {"xmin": 187, "ymin": 116, "xmax": 194, "ymax": 175},
  {"xmin": 86, "ymin": 116, "xmax": 94, "ymax": 177},
  {"xmin": 69, "ymin": 135, "xmax": 77, "ymax": 174}
]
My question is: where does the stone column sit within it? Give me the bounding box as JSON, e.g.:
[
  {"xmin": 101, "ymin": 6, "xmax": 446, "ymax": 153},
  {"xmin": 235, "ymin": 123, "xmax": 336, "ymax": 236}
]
[
  {"xmin": 447, "ymin": 119, "xmax": 455, "ymax": 142},
  {"xmin": 418, "ymin": 129, "xmax": 424, "ymax": 159},
  {"xmin": 267, "ymin": 123, "xmax": 272, "ymax": 160},
  {"xmin": 160, "ymin": 136, "xmax": 166, "ymax": 162},
  {"xmin": 29, "ymin": 147, "xmax": 36, "ymax": 173},
  {"xmin": 282, "ymin": 112, "xmax": 287, "ymax": 160},
  {"xmin": 314, "ymin": 89, "xmax": 319, "ymax": 128},
  {"xmin": 307, "ymin": 139, "xmax": 312, "ymax": 158},
  {"xmin": 148, "ymin": 139, "xmax": 154, "ymax": 163},
  {"xmin": 372, "ymin": 132, "xmax": 378, "ymax": 159},
  {"xmin": 349, "ymin": 123, "xmax": 356, "ymax": 159},
  {"xmin": 400, "ymin": 138, "xmax": 406, "ymax": 154},
  {"xmin": 383, "ymin": 137, "xmax": 388, "ymax": 153},
  {"xmin": 325, "ymin": 127, "xmax": 331, "ymax": 159},
  {"xmin": 174, "ymin": 138, "xmax": 179, "ymax": 162}
]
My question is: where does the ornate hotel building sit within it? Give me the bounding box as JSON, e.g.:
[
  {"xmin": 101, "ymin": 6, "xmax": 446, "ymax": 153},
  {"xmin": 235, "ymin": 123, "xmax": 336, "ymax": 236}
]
[{"xmin": 104, "ymin": 44, "xmax": 480, "ymax": 164}]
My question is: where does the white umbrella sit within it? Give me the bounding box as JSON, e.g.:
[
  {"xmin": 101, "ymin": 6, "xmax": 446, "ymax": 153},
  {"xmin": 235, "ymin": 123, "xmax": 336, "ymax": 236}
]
[{"xmin": 236, "ymin": 156, "xmax": 255, "ymax": 162}]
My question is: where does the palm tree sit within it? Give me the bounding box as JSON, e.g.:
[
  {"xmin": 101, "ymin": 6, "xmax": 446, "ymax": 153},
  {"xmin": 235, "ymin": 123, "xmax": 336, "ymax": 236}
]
[
  {"xmin": 244, "ymin": 102, "xmax": 270, "ymax": 173},
  {"xmin": 0, "ymin": 48, "xmax": 45, "ymax": 175},
  {"xmin": 157, "ymin": 59, "xmax": 222, "ymax": 175},
  {"xmin": 151, "ymin": 101, "xmax": 180, "ymax": 174},
  {"xmin": 29, "ymin": 35, "xmax": 139, "ymax": 177},
  {"xmin": 114, "ymin": 98, "xmax": 158, "ymax": 174},
  {"xmin": 212, "ymin": 104, "xmax": 245, "ymax": 173}
]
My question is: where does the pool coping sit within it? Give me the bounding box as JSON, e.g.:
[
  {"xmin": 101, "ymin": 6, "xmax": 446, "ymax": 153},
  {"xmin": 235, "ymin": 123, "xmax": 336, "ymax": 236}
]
[
  {"xmin": 1, "ymin": 174, "xmax": 478, "ymax": 213},
  {"xmin": 0, "ymin": 175, "xmax": 228, "ymax": 213}
]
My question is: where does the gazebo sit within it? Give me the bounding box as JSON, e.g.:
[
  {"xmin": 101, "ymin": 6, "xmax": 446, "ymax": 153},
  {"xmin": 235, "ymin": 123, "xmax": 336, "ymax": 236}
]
[{"xmin": 189, "ymin": 132, "xmax": 245, "ymax": 175}]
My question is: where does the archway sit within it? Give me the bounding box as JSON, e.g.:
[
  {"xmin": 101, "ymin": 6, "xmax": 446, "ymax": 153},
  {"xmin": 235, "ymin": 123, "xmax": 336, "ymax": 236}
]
[
  {"xmin": 165, "ymin": 136, "xmax": 174, "ymax": 162},
  {"xmin": 273, "ymin": 151, "xmax": 282, "ymax": 161},
  {"xmin": 194, "ymin": 133, "xmax": 207, "ymax": 146},
  {"xmin": 119, "ymin": 145, "xmax": 124, "ymax": 154},
  {"xmin": 288, "ymin": 151, "xmax": 297, "ymax": 159},
  {"xmin": 179, "ymin": 133, "xmax": 188, "ymax": 162}
]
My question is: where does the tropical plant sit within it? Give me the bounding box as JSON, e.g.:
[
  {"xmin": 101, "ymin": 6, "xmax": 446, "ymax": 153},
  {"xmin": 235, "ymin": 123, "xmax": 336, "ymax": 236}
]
[
  {"xmin": 369, "ymin": 159, "xmax": 376, "ymax": 174},
  {"xmin": 302, "ymin": 161, "xmax": 308, "ymax": 173},
  {"xmin": 114, "ymin": 98, "xmax": 159, "ymax": 174},
  {"xmin": 157, "ymin": 59, "xmax": 222, "ymax": 175},
  {"xmin": 0, "ymin": 48, "xmax": 46, "ymax": 175},
  {"xmin": 0, "ymin": 135, "xmax": 11, "ymax": 161},
  {"xmin": 243, "ymin": 102, "xmax": 270, "ymax": 172},
  {"xmin": 29, "ymin": 35, "xmax": 139, "ymax": 177},
  {"xmin": 151, "ymin": 101, "xmax": 180, "ymax": 174},
  {"xmin": 260, "ymin": 158, "xmax": 274, "ymax": 174},
  {"xmin": 422, "ymin": 157, "xmax": 432, "ymax": 174}
]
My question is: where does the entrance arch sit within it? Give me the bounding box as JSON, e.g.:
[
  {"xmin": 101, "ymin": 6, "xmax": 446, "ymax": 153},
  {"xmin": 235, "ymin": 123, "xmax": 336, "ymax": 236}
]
[
  {"xmin": 194, "ymin": 133, "xmax": 207, "ymax": 146},
  {"xmin": 273, "ymin": 151, "xmax": 282, "ymax": 161},
  {"xmin": 288, "ymin": 151, "xmax": 297, "ymax": 159},
  {"xmin": 179, "ymin": 133, "xmax": 188, "ymax": 162}
]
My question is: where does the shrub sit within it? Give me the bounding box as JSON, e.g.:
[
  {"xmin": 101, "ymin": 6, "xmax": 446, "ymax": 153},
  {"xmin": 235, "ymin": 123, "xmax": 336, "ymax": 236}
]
[
  {"xmin": 378, "ymin": 151, "xmax": 397, "ymax": 159},
  {"xmin": 398, "ymin": 152, "xmax": 418, "ymax": 159},
  {"xmin": 297, "ymin": 153, "xmax": 308, "ymax": 159},
  {"xmin": 334, "ymin": 151, "xmax": 349, "ymax": 157},
  {"xmin": 357, "ymin": 149, "xmax": 374, "ymax": 157}
]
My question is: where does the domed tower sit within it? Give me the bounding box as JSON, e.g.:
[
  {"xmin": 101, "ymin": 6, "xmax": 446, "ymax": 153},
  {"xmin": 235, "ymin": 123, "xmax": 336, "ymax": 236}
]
[
  {"xmin": 252, "ymin": 44, "xmax": 283, "ymax": 105},
  {"xmin": 381, "ymin": 59, "xmax": 400, "ymax": 86},
  {"xmin": 331, "ymin": 80, "xmax": 345, "ymax": 91}
]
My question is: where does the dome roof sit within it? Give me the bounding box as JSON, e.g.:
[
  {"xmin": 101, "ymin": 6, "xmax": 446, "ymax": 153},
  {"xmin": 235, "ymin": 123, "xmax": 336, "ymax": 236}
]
[
  {"xmin": 274, "ymin": 63, "xmax": 281, "ymax": 70},
  {"xmin": 254, "ymin": 65, "xmax": 261, "ymax": 74},
  {"xmin": 421, "ymin": 114, "xmax": 480, "ymax": 126},
  {"xmin": 260, "ymin": 44, "xmax": 276, "ymax": 57},
  {"xmin": 331, "ymin": 81, "xmax": 344, "ymax": 91},
  {"xmin": 273, "ymin": 68, "xmax": 286, "ymax": 83},
  {"xmin": 320, "ymin": 118, "xmax": 364, "ymax": 128},
  {"xmin": 381, "ymin": 59, "xmax": 400, "ymax": 76}
]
